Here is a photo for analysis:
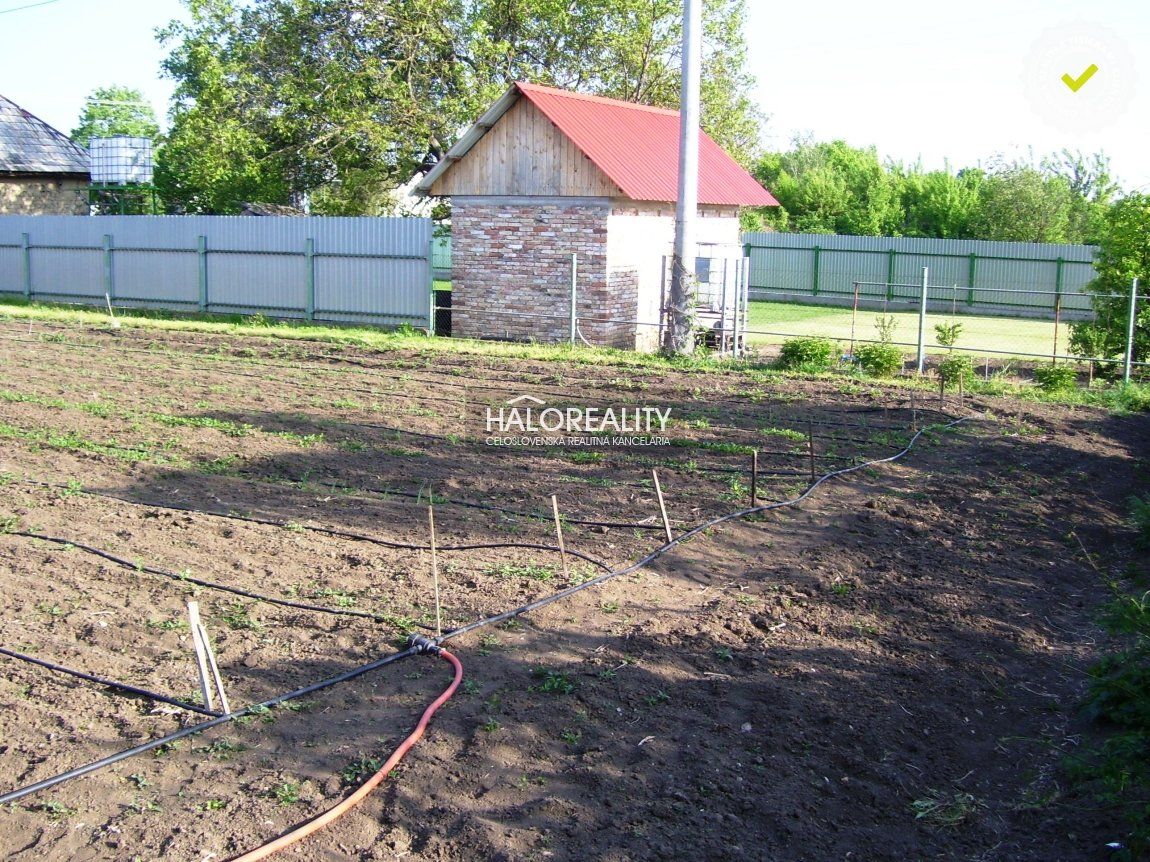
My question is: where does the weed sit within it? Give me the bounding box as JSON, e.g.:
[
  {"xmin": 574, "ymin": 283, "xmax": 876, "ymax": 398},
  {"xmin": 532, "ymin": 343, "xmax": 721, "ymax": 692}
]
[
  {"xmin": 477, "ymin": 633, "xmax": 500, "ymax": 656},
  {"xmin": 1130, "ymin": 494, "xmax": 1150, "ymax": 548},
  {"xmin": 645, "ymin": 690, "xmax": 671, "ymax": 707},
  {"xmin": 0, "ymin": 471, "xmax": 13, "ymax": 486},
  {"xmin": 126, "ymin": 773, "xmax": 150, "ymax": 789},
  {"xmin": 561, "ymin": 729, "xmax": 582, "ymax": 746},
  {"xmin": 146, "ymin": 617, "xmax": 187, "ymax": 631},
  {"xmin": 130, "ymin": 798, "xmax": 162, "ymax": 814},
  {"xmin": 715, "ymin": 647, "xmax": 734, "ymax": 661},
  {"xmin": 1033, "ymin": 364, "xmax": 1078, "ymax": 393},
  {"xmin": 154, "ymin": 741, "xmax": 182, "ymax": 757},
  {"xmin": 777, "ymin": 337, "xmax": 835, "ymax": 371},
  {"xmin": 481, "ymin": 718, "xmax": 501, "ymax": 732},
  {"xmin": 56, "ymin": 479, "xmax": 84, "ymax": 498},
  {"xmin": 910, "ymin": 790, "xmax": 983, "ymax": 827},
  {"xmin": 600, "ymin": 600, "xmax": 620, "ymax": 614},
  {"xmin": 0, "ymin": 516, "xmax": 18, "ymax": 534},
  {"xmin": 830, "ymin": 581, "xmax": 854, "ymax": 596},
  {"xmin": 534, "ymin": 669, "xmax": 576, "ymax": 695},
  {"xmin": 36, "ymin": 602, "xmax": 65, "ymax": 617},
  {"xmin": 340, "ymin": 756, "xmax": 382, "ymax": 785},
  {"xmin": 200, "ymin": 799, "xmax": 226, "ymax": 812},
  {"xmin": 39, "ymin": 800, "xmax": 76, "ymax": 821},
  {"xmin": 462, "ymin": 679, "xmax": 482, "ymax": 696},
  {"xmin": 220, "ymin": 603, "xmax": 262, "ymax": 631},
  {"xmin": 486, "ymin": 563, "xmax": 555, "ymax": 581},
  {"xmin": 197, "ymin": 738, "xmax": 247, "ymax": 761},
  {"xmin": 271, "ymin": 781, "xmax": 301, "ymax": 805},
  {"xmin": 568, "ymin": 450, "xmax": 604, "ymax": 464},
  {"xmin": 198, "ymin": 455, "xmax": 240, "ymax": 476}
]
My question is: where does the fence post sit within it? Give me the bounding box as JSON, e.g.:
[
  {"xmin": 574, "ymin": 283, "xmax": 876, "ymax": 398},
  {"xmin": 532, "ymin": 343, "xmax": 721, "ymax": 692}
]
[
  {"xmin": 304, "ymin": 238, "xmax": 315, "ymax": 321},
  {"xmin": 197, "ymin": 236, "xmax": 208, "ymax": 312},
  {"xmin": 102, "ymin": 234, "xmax": 115, "ymax": 301},
  {"xmin": 916, "ymin": 266, "xmax": 929, "ymax": 375},
  {"xmin": 1125, "ymin": 277, "xmax": 1139, "ymax": 384},
  {"xmin": 811, "ymin": 245, "xmax": 821, "ymax": 296},
  {"xmin": 886, "ymin": 248, "xmax": 896, "ymax": 301},
  {"xmin": 427, "ymin": 235, "xmax": 436, "ymax": 335},
  {"xmin": 20, "ymin": 232, "xmax": 31, "ymax": 299},
  {"xmin": 569, "ymin": 253, "xmax": 578, "ymax": 346},
  {"xmin": 966, "ymin": 253, "xmax": 977, "ymax": 306}
]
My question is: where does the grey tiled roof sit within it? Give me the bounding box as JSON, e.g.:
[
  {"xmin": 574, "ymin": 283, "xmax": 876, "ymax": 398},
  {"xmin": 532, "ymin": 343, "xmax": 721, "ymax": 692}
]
[{"xmin": 0, "ymin": 93, "xmax": 89, "ymax": 175}]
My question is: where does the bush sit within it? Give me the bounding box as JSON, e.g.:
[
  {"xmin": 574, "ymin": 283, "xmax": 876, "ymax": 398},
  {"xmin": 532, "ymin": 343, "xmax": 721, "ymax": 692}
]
[
  {"xmin": 1032, "ymin": 364, "xmax": 1078, "ymax": 392},
  {"xmin": 777, "ymin": 337, "xmax": 835, "ymax": 370},
  {"xmin": 937, "ymin": 354, "xmax": 974, "ymax": 388},
  {"xmin": 854, "ymin": 343, "xmax": 904, "ymax": 377}
]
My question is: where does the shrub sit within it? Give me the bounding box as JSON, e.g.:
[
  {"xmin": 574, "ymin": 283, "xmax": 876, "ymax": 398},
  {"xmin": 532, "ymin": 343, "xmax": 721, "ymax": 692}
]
[
  {"xmin": 934, "ymin": 321, "xmax": 963, "ymax": 349},
  {"xmin": 854, "ymin": 343, "xmax": 904, "ymax": 377},
  {"xmin": 777, "ymin": 337, "xmax": 835, "ymax": 370},
  {"xmin": 1032, "ymin": 364, "xmax": 1078, "ymax": 392},
  {"xmin": 937, "ymin": 354, "xmax": 974, "ymax": 388}
]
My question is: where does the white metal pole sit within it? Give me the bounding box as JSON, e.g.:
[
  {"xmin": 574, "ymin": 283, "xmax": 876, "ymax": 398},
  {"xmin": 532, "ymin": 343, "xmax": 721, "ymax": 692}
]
[
  {"xmin": 1125, "ymin": 277, "xmax": 1139, "ymax": 384},
  {"xmin": 569, "ymin": 253, "xmax": 578, "ymax": 347},
  {"xmin": 916, "ymin": 267, "xmax": 929, "ymax": 374},
  {"xmin": 666, "ymin": 0, "xmax": 702, "ymax": 355}
]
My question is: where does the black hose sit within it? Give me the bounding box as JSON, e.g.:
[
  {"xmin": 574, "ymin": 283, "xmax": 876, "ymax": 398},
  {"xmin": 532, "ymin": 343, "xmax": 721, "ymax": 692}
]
[
  {"xmin": 0, "ymin": 646, "xmax": 220, "ymax": 717},
  {"xmin": 18, "ymin": 481, "xmax": 614, "ymax": 571},
  {"xmin": 0, "ymin": 646, "xmax": 421, "ymax": 805}
]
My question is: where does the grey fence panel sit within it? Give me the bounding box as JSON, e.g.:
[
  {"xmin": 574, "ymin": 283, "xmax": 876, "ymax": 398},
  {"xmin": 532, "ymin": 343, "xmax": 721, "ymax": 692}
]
[
  {"xmin": 743, "ymin": 232, "xmax": 1099, "ymax": 319},
  {"xmin": 0, "ymin": 215, "xmax": 432, "ymax": 324}
]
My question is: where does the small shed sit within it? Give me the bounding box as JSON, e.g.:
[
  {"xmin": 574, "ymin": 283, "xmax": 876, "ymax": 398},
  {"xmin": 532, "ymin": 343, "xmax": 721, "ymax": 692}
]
[
  {"xmin": 416, "ymin": 82, "xmax": 777, "ymax": 350},
  {"xmin": 0, "ymin": 94, "xmax": 89, "ymax": 215}
]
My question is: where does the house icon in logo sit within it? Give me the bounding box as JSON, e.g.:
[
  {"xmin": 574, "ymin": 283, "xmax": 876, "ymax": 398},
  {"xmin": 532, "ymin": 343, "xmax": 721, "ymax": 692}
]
[{"xmin": 505, "ymin": 394, "xmax": 546, "ymax": 406}]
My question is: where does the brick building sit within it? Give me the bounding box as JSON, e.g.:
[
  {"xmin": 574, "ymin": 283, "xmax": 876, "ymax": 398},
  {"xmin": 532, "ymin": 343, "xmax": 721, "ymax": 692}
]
[
  {"xmin": 0, "ymin": 94, "xmax": 89, "ymax": 216},
  {"xmin": 416, "ymin": 82, "xmax": 777, "ymax": 350}
]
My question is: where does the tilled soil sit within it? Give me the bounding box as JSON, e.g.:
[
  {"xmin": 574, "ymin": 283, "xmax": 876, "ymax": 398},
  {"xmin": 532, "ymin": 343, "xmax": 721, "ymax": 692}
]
[{"xmin": 0, "ymin": 321, "xmax": 1146, "ymax": 861}]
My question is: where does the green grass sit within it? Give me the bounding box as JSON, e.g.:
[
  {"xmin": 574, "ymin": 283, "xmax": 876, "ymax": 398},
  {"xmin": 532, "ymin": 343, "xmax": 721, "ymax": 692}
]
[{"xmin": 746, "ymin": 300, "xmax": 1062, "ymax": 359}]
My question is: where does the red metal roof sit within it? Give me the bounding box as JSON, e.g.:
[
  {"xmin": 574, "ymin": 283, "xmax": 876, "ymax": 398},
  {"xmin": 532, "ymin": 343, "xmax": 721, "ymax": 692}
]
[{"xmin": 515, "ymin": 82, "xmax": 778, "ymax": 207}]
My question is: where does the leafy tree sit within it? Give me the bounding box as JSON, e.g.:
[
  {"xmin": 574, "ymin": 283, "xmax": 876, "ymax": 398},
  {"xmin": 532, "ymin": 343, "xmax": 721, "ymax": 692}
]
[
  {"xmin": 1071, "ymin": 194, "xmax": 1150, "ymax": 365},
  {"xmin": 156, "ymin": 0, "xmax": 762, "ymax": 214},
  {"xmin": 966, "ymin": 159, "xmax": 1077, "ymax": 243},
  {"xmin": 752, "ymin": 139, "xmax": 902, "ymax": 235},
  {"xmin": 898, "ymin": 168, "xmax": 982, "ymax": 239},
  {"xmin": 70, "ymin": 86, "xmax": 159, "ymax": 144}
]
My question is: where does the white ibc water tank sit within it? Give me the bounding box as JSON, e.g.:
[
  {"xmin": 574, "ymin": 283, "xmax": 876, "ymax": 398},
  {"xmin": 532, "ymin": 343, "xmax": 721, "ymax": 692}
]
[{"xmin": 89, "ymin": 136, "xmax": 154, "ymax": 184}]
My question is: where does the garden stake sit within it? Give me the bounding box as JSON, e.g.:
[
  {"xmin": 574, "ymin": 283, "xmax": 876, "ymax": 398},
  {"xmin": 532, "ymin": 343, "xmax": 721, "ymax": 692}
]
[
  {"xmin": 186, "ymin": 602, "xmax": 215, "ymax": 712},
  {"xmin": 938, "ymin": 375, "xmax": 945, "ymax": 407},
  {"xmin": 550, "ymin": 495, "xmax": 570, "ymax": 580},
  {"xmin": 750, "ymin": 450, "xmax": 758, "ymax": 507},
  {"xmin": 807, "ymin": 421, "xmax": 816, "ymax": 483},
  {"xmin": 910, "ymin": 390, "xmax": 917, "ymax": 431},
  {"xmin": 428, "ymin": 506, "xmax": 442, "ymax": 638},
  {"xmin": 651, "ymin": 470, "xmax": 673, "ymax": 543},
  {"xmin": 197, "ymin": 620, "xmax": 231, "ymax": 715}
]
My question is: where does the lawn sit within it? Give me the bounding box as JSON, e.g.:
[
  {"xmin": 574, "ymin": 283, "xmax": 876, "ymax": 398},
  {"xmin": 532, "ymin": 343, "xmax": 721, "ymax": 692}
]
[{"xmin": 745, "ymin": 299, "xmax": 1069, "ymax": 359}]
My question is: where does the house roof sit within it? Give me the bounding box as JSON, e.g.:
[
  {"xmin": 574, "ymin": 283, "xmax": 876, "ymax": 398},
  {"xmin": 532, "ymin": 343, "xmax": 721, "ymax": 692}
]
[
  {"xmin": 0, "ymin": 93, "xmax": 89, "ymax": 175},
  {"xmin": 417, "ymin": 82, "xmax": 778, "ymax": 207}
]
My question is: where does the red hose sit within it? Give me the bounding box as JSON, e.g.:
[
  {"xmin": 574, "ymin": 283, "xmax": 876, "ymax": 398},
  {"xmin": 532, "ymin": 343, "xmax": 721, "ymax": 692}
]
[{"xmin": 228, "ymin": 648, "xmax": 463, "ymax": 862}]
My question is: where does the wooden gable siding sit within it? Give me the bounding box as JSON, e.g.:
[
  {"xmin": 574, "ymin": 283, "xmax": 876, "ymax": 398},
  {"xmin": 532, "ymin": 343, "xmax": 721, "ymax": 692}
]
[{"xmin": 429, "ymin": 97, "xmax": 621, "ymax": 198}]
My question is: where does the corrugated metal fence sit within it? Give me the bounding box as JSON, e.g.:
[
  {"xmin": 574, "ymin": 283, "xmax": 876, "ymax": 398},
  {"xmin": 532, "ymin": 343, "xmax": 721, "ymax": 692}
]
[
  {"xmin": 743, "ymin": 232, "xmax": 1098, "ymax": 319},
  {"xmin": 0, "ymin": 216, "xmax": 433, "ymax": 326}
]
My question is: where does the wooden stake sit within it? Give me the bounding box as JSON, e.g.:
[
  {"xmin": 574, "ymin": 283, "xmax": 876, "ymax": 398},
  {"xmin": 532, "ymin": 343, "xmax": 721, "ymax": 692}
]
[
  {"xmin": 186, "ymin": 602, "xmax": 214, "ymax": 712},
  {"xmin": 428, "ymin": 505, "xmax": 442, "ymax": 638},
  {"xmin": 550, "ymin": 494, "xmax": 570, "ymax": 580},
  {"xmin": 196, "ymin": 622, "xmax": 231, "ymax": 715},
  {"xmin": 938, "ymin": 375, "xmax": 945, "ymax": 407},
  {"xmin": 750, "ymin": 450, "xmax": 759, "ymax": 507},
  {"xmin": 807, "ymin": 420, "xmax": 816, "ymax": 483},
  {"xmin": 910, "ymin": 389, "xmax": 917, "ymax": 431},
  {"xmin": 651, "ymin": 470, "xmax": 673, "ymax": 544}
]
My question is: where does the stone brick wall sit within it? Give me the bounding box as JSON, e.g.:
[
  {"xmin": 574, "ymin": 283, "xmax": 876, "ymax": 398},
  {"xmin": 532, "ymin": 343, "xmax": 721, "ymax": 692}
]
[
  {"xmin": 451, "ymin": 198, "xmax": 609, "ymax": 344},
  {"xmin": 0, "ymin": 176, "xmax": 88, "ymax": 215}
]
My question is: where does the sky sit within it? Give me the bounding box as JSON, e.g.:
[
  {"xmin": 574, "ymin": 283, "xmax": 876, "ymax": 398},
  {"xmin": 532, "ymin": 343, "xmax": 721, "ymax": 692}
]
[{"xmin": 0, "ymin": 0, "xmax": 1147, "ymax": 191}]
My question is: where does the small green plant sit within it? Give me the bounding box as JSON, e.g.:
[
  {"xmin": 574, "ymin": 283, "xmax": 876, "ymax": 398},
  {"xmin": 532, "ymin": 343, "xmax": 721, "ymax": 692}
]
[
  {"xmin": 220, "ymin": 603, "xmax": 262, "ymax": 631},
  {"xmin": 200, "ymin": 799, "xmax": 226, "ymax": 811},
  {"xmin": 146, "ymin": 617, "xmax": 188, "ymax": 631},
  {"xmin": 937, "ymin": 354, "xmax": 974, "ymax": 389},
  {"xmin": 271, "ymin": 781, "xmax": 301, "ymax": 805},
  {"xmin": 645, "ymin": 690, "xmax": 671, "ymax": 706},
  {"xmin": 830, "ymin": 581, "xmax": 853, "ymax": 596},
  {"xmin": 568, "ymin": 450, "xmax": 604, "ymax": 464},
  {"xmin": 1032, "ymin": 364, "xmax": 1077, "ymax": 393},
  {"xmin": 535, "ymin": 669, "xmax": 576, "ymax": 695},
  {"xmin": 487, "ymin": 563, "xmax": 555, "ymax": 582},
  {"xmin": 934, "ymin": 321, "xmax": 963, "ymax": 349},
  {"xmin": 39, "ymin": 800, "xmax": 77, "ymax": 821},
  {"xmin": 1132, "ymin": 494, "xmax": 1150, "ymax": 548},
  {"xmin": 0, "ymin": 516, "xmax": 18, "ymax": 534},
  {"xmin": 126, "ymin": 773, "xmax": 150, "ymax": 789},
  {"xmin": 481, "ymin": 718, "xmax": 501, "ymax": 732},
  {"xmin": 198, "ymin": 738, "xmax": 246, "ymax": 761},
  {"xmin": 911, "ymin": 790, "xmax": 983, "ymax": 827},
  {"xmin": 340, "ymin": 756, "xmax": 382, "ymax": 785},
  {"xmin": 560, "ymin": 728, "xmax": 582, "ymax": 746},
  {"xmin": 777, "ymin": 337, "xmax": 835, "ymax": 371},
  {"xmin": 600, "ymin": 600, "xmax": 620, "ymax": 614},
  {"xmin": 715, "ymin": 647, "xmax": 733, "ymax": 662},
  {"xmin": 854, "ymin": 343, "xmax": 904, "ymax": 378},
  {"xmin": 874, "ymin": 314, "xmax": 899, "ymax": 343}
]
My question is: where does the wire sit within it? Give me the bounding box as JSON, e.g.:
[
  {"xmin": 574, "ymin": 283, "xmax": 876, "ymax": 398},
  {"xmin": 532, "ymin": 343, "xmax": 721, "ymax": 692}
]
[
  {"xmin": 0, "ymin": 646, "xmax": 421, "ymax": 806},
  {"xmin": 0, "ymin": 0, "xmax": 61, "ymax": 14},
  {"xmin": 0, "ymin": 645, "xmax": 220, "ymax": 717},
  {"xmin": 227, "ymin": 647, "xmax": 462, "ymax": 862}
]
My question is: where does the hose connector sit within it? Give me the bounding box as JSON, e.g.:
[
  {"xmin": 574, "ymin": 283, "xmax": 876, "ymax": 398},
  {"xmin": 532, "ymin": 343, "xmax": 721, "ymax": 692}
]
[{"xmin": 408, "ymin": 634, "xmax": 442, "ymax": 655}]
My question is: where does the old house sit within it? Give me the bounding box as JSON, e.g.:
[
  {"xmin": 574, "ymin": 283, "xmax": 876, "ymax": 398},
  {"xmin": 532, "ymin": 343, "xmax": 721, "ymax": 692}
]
[
  {"xmin": 416, "ymin": 82, "xmax": 777, "ymax": 350},
  {"xmin": 0, "ymin": 94, "xmax": 89, "ymax": 216}
]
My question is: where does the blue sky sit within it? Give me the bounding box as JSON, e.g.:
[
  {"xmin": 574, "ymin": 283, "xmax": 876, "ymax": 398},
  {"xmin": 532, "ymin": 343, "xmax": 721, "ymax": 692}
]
[{"xmin": 1, "ymin": 0, "xmax": 1147, "ymax": 190}]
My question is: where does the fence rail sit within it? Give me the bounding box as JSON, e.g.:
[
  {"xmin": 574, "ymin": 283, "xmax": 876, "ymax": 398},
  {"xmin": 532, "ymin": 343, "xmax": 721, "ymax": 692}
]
[{"xmin": 0, "ymin": 215, "xmax": 433, "ymax": 326}]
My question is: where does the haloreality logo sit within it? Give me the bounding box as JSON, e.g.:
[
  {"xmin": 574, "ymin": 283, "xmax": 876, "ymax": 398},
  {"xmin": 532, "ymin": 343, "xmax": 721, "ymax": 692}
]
[{"xmin": 485, "ymin": 395, "xmax": 671, "ymax": 447}]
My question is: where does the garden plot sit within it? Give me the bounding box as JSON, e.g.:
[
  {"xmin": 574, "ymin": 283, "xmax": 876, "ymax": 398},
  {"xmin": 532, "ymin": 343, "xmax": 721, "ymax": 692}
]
[{"xmin": 0, "ymin": 322, "xmax": 1145, "ymax": 861}]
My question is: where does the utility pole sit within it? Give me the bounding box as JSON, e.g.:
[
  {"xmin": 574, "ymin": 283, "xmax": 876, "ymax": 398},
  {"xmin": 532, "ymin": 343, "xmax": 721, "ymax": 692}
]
[{"xmin": 664, "ymin": 0, "xmax": 701, "ymax": 355}]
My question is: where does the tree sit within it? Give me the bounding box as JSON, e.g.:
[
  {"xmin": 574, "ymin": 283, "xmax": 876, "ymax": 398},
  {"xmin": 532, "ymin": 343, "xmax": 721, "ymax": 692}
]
[
  {"xmin": 70, "ymin": 86, "xmax": 159, "ymax": 144},
  {"xmin": 1071, "ymin": 194, "xmax": 1150, "ymax": 365},
  {"xmin": 751, "ymin": 139, "xmax": 902, "ymax": 235},
  {"xmin": 898, "ymin": 168, "xmax": 982, "ymax": 239},
  {"xmin": 156, "ymin": 0, "xmax": 762, "ymax": 214}
]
